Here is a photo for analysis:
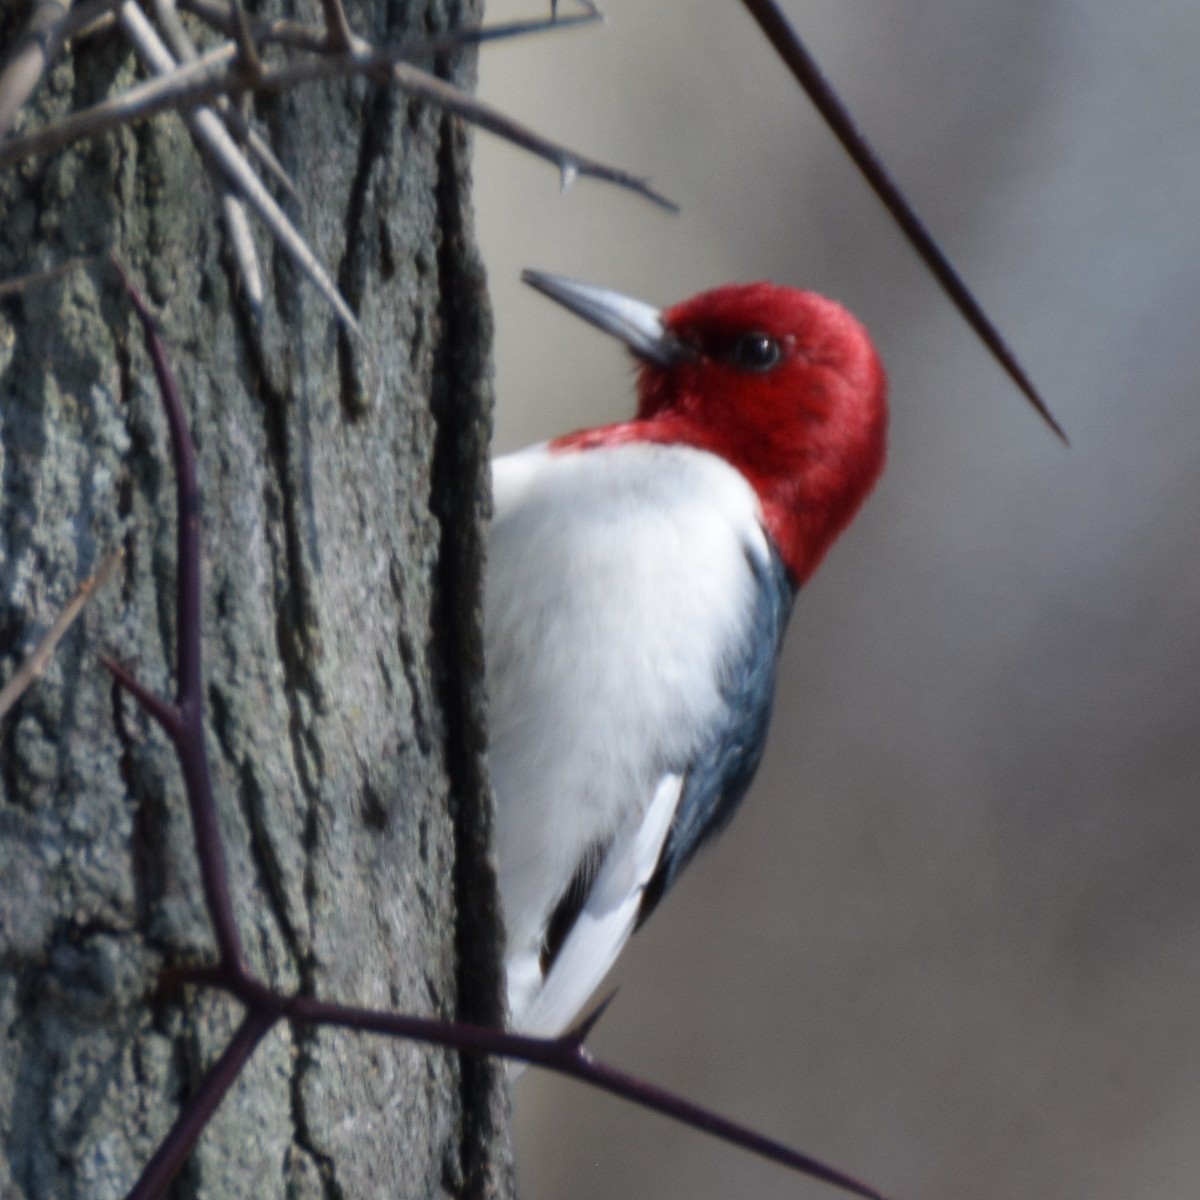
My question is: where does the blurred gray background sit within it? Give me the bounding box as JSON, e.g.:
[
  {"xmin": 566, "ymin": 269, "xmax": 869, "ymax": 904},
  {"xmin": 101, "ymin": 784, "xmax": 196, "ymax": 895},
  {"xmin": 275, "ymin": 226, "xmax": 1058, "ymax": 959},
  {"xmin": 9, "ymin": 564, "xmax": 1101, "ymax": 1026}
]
[{"xmin": 471, "ymin": 1, "xmax": 1200, "ymax": 1198}]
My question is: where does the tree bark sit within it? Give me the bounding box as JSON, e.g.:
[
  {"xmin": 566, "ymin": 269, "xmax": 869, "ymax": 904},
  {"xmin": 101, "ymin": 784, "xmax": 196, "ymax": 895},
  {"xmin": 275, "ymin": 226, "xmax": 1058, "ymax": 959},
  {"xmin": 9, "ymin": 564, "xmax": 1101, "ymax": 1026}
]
[{"xmin": 0, "ymin": 1, "xmax": 511, "ymax": 1196}]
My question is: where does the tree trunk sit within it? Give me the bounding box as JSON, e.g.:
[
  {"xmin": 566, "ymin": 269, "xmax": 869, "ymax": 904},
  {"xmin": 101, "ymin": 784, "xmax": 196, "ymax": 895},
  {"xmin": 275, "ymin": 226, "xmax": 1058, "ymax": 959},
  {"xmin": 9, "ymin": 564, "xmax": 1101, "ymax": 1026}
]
[{"xmin": 0, "ymin": 1, "xmax": 511, "ymax": 1196}]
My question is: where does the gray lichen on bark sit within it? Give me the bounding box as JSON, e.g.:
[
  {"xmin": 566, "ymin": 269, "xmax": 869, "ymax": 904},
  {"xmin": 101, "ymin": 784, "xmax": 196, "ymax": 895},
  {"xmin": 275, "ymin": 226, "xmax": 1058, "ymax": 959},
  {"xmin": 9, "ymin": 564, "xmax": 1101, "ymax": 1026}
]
[{"xmin": 0, "ymin": 1, "xmax": 511, "ymax": 1196}]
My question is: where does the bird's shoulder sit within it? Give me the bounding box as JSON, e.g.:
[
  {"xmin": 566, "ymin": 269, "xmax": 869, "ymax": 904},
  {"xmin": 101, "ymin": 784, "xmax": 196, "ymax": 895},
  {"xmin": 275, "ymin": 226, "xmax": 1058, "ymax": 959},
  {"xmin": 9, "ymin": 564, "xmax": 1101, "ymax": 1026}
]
[{"xmin": 491, "ymin": 438, "xmax": 764, "ymax": 534}]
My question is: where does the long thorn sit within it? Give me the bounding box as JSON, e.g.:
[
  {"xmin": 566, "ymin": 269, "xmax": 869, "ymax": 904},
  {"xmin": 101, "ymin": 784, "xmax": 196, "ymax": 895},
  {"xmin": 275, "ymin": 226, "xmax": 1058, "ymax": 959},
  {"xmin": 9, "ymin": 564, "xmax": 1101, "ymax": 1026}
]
[
  {"xmin": 115, "ymin": 1, "xmax": 368, "ymax": 343},
  {"xmin": 149, "ymin": 0, "xmax": 268, "ymax": 312},
  {"xmin": 102, "ymin": 655, "xmax": 182, "ymax": 736},
  {"xmin": 563, "ymin": 989, "xmax": 617, "ymax": 1046},
  {"xmin": 738, "ymin": 0, "xmax": 1067, "ymax": 442}
]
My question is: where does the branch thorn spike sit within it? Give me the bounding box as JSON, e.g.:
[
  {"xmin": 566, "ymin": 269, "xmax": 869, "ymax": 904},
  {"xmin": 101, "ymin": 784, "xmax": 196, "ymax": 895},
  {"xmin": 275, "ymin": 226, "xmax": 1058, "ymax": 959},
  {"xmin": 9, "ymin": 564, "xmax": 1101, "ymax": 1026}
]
[
  {"xmin": 563, "ymin": 989, "xmax": 619, "ymax": 1046},
  {"xmin": 101, "ymin": 655, "xmax": 181, "ymax": 737}
]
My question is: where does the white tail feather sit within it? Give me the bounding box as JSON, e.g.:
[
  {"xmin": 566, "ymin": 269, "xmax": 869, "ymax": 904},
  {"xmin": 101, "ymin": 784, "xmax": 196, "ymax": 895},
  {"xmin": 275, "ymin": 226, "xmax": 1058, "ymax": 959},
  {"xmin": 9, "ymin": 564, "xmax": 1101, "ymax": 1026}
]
[{"xmin": 510, "ymin": 772, "xmax": 683, "ymax": 1039}]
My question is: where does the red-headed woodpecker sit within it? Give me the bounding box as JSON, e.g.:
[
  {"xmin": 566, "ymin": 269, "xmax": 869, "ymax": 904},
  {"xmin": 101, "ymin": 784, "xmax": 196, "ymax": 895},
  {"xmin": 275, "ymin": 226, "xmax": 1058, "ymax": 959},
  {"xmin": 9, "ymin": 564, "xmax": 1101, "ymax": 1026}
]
[{"xmin": 488, "ymin": 270, "xmax": 887, "ymax": 1037}]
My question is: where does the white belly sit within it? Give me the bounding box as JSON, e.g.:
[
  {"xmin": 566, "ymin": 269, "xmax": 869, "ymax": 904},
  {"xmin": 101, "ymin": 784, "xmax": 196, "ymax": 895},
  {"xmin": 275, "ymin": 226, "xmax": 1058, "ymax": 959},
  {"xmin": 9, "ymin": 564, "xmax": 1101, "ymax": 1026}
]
[{"xmin": 485, "ymin": 440, "xmax": 767, "ymax": 969}]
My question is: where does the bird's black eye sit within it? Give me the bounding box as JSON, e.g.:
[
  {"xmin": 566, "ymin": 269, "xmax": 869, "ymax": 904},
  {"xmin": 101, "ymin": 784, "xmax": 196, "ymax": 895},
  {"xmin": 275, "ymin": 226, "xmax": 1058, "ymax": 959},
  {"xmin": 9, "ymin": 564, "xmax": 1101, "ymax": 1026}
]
[{"xmin": 728, "ymin": 332, "xmax": 782, "ymax": 372}]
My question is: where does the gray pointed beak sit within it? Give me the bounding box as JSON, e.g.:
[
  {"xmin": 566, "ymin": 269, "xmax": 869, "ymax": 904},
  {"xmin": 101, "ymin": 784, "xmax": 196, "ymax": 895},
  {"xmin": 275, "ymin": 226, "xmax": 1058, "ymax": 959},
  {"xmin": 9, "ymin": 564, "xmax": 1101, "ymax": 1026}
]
[{"xmin": 521, "ymin": 269, "xmax": 695, "ymax": 368}]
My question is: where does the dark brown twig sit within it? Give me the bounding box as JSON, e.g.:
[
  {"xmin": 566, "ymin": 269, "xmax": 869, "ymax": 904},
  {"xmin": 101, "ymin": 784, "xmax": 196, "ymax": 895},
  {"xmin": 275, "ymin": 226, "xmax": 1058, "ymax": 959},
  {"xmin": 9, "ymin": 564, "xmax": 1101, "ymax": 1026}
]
[
  {"xmin": 107, "ymin": 264, "xmax": 891, "ymax": 1200},
  {"xmin": 737, "ymin": 0, "xmax": 1067, "ymax": 442},
  {"xmin": 123, "ymin": 1011, "xmax": 277, "ymax": 1200},
  {"xmin": 107, "ymin": 256, "xmax": 249, "ymax": 978}
]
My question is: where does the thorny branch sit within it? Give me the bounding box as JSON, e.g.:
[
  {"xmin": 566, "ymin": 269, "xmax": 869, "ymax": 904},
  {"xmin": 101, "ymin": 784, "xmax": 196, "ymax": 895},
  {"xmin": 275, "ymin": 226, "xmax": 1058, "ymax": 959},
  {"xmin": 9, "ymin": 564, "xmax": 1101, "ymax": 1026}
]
[
  {"xmin": 0, "ymin": 11, "xmax": 672, "ymax": 204},
  {"xmin": 0, "ymin": 0, "xmax": 670, "ymax": 346},
  {"xmin": 0, "ymin": 0, "xmax": 1062, "ymax": 437},
  {"xmin": 105, "ymin": 264, "xmax": 895, "ymax": 1200}
]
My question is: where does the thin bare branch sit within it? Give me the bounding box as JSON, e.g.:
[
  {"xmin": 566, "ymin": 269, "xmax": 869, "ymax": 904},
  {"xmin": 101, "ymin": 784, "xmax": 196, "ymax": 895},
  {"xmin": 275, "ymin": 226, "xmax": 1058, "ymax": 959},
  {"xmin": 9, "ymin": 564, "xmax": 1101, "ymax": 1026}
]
[
  {"xmin": 0, "ymin": 552, "xmax": 122, "ymax": 721},
  {"xmin": 385, "ymin": 57, "xmax": 675, "ymax": 209},
  {"xmin": 279, "ymin": 992, "xmax": 893, "ymax": 1200},
  {"xmin": 0, "ymin": 0, "xmax": 76, "ymax": 138},
  {"xmin": 178, "ymin": 0, "xmax": 346, "ymax": 53},
  {"xmin": 101, "ymin": 654, "xmax": 181, "ymax": 735},
  {"xmin": 0, "ymin": 39, "xmax": 237, "ymax": 170},
  {"xmin": 737, "ymin": 0, "xmax": 1067, "ymax": 442},
  {"xmin": 147, "ymin": 0, "xmax": 192, "ymax": 61},
  {"xmin": 0, "ymin": 30, "xmax": 674, "ymax": 209}
]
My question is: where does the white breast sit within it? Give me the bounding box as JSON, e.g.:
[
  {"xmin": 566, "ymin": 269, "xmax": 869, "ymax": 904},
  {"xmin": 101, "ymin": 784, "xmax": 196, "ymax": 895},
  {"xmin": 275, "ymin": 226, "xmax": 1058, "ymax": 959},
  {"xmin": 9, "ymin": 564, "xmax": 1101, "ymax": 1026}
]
[{"xmin": 486, "ymin": 440, "xmax": 768, "ymax": 1019}]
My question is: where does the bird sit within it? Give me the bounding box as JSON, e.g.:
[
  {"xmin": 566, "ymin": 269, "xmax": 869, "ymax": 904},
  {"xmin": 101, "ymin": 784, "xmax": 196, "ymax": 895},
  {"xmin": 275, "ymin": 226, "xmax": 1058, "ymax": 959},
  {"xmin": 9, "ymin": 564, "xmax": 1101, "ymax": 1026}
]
[{"xmin": 487, "ymin": 269, "xmax": 887, "ymax": 1038}]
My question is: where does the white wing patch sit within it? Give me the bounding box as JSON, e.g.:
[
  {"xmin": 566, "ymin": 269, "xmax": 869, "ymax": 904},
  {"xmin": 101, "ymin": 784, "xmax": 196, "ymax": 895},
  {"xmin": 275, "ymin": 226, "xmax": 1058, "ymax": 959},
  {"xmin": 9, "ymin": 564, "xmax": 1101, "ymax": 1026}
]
[{"xmin": 509, "ymin": 772, "xmax": 683, "ymax": 1038}]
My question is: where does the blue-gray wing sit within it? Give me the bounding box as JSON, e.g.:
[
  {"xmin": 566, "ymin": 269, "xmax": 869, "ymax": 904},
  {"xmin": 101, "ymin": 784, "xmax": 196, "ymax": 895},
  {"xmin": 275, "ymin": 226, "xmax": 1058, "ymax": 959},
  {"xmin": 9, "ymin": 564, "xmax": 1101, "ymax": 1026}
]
[{"xmin": 638, "ymin": 538, "xmax": 796, "ymax": 924}]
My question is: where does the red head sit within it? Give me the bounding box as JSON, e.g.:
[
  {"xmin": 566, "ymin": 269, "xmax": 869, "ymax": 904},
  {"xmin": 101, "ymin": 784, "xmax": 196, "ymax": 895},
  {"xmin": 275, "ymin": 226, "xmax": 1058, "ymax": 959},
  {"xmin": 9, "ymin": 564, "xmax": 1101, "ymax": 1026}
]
[{"xmin": 523, "ymin": 272, "xmax": 888, "ymax": 584}]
